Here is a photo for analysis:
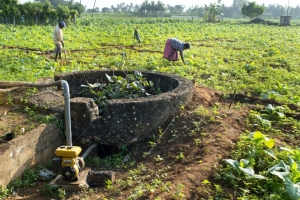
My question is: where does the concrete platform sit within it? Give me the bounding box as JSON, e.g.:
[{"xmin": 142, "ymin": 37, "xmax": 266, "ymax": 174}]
[{"xmin": 49, "ymin": 167, "xmax": 91, "ymax": 191}]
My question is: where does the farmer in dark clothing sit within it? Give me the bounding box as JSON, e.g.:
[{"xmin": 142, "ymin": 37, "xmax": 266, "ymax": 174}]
[
  {"xmin": 163, "ymin": 38, "xmax": 190, "ymax": 65},
  {"xmin": 20, "ymin": 15, "xmax": 25, "ymax": 24},
  {"xmin": 134, "ymin": 27, "xmax": 141, "ymax": 43}
]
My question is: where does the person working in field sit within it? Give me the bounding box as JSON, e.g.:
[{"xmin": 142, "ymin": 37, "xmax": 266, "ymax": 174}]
[
  {"xmin": 134, "ymin": 27, "xmax": 141, "ymax": 43},
  {"xmin": 163, "ymin": 38, "xmax": 190, "ymax": 65},
  {"xmin": 53, "ymin": 21, "xmax": 66, "ymax": 62}
]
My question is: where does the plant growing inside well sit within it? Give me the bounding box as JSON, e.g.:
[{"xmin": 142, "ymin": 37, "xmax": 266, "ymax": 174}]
[{"xmin": 80, "ymin": 71, "xmax": 161, "ymax": 114}]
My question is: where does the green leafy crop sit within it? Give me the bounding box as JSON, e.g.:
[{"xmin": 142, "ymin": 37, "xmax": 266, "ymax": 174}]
[{"xmin": 80, "ymin": 71, "xmax": 161, "ymax": 113}]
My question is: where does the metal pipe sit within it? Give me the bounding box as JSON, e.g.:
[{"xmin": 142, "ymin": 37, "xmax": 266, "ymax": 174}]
[
  {"xmin": 61, "ymin": 80, "xmax": 72, "ymax": 146},
  {"xmin": 0, "ymin": 80, "xmax": 62, "ymax": 88},
  {"xmin": 0, "ymin": 80, "xmax": 73, "ymax": 146},
  {"xmin": 80, "ymin": 143, "xmax": 98, "ymax": 159}
]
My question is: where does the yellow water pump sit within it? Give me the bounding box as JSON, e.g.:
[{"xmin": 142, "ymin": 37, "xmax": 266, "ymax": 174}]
[{"xmin": 53, "ymin": 145, "xmax": 85, "ymax": 180}]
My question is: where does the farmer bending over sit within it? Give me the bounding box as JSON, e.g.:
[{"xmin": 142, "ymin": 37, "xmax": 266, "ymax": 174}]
[
  {"xmin": 163, "ymin": 38, "xmax": 190, "ymax": 65},
  {"xmin": 53, "ymin": 21, "xmax": 65, "ymax": 61}
]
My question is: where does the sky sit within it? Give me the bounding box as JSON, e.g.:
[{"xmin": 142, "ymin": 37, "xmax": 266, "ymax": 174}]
[{"xmin": 18, "ymin": 0, "xmax": 298, "ymax": 10}]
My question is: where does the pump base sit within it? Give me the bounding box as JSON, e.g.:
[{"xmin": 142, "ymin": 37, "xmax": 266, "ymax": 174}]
[{"xmin": 50, "ymin": 167, "xmax": 91, "ymax": 191}]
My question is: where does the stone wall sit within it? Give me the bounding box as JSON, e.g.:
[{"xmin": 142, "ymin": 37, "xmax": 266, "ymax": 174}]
[
  {"xmin": 0, "ymin": 123, "xmax": 62, "ymax": 186},
  {"xmin": 55, "ymin": 70, "xmax": 194, "ymax": 146}
]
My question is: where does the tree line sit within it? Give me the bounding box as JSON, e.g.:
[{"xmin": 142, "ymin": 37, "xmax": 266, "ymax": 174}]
[
  {"xmin": 189, "ymin": 1, "xmax": 297, "ymax": 18},
  {"xmin": 0, "ymin": 0, "xmax": 84, "ymax": 25},
  {"xmin": 101, "ymin": 0, "xmax": 300, "ymax": 19},
  {"xmin": 1, "ymin": 0, "xmax": 300, "ymax": 25}
]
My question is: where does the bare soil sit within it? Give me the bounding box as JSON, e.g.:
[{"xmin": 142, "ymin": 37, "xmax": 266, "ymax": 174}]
[
  {"xmin": 0, "ymin": 104, "xmax": 40, "ymax": 140},
  {"xmin": 2, "ymin": 86, "xmax": 251, "ymax": 199}
]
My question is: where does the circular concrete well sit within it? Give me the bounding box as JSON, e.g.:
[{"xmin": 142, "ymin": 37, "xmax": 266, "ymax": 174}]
[{"xmin": 54, "ymin": 70, "xmax": 194, "ymax": 146}]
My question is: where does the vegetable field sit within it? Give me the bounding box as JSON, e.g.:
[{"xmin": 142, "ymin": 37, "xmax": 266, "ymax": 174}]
[
  {"xmin": 1, "ymin": 17, "xmax": 300, "ymax": 199},
  {"xmin": 1, "ymin": 18, "xmax": 300, "ymax": 103},
  {"xmin": 0, "ymin": 18, "xmax": 299, "ymax": 101}
]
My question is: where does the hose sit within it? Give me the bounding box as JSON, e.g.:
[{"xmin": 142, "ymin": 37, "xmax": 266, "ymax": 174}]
[
  {"xmin": 80, "ymin": 143, "xmax": 98, "ymax": 159},
  {"xmin": 0, "ymin": 80, "xmax": 62, "ymax": 88},
  {"xmin": 0, "ymin": 80, "xmax": 73, "ymax": 146}
]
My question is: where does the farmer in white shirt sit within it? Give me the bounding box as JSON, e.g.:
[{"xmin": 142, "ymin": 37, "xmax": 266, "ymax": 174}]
[{"xmin": 53, "ymin": 21, "xmax": 65, "ymax": 61}]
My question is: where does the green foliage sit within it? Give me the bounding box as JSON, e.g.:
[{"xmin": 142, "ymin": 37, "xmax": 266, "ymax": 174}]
[
  {"xmin": 21, "ymin": 168, "xmax": 39, "ymax": 187},
  {"xmin": 105, "ymin": 179, "xmax": 113, "ymax": 189},
  {"xmin": 221, "ymin": 130, "xmax": 300, "ymax": 199},
  {"xmin": 203, "ymin": 3, "xmax": 223, "ymax": 22},
  {"xmin": 69, "ymin": 2, "xmax": 85, "ymax": 17},
  {"xmin": 1, "ymin": 17, "xmax": 300, "ymax": 108},
  {"xmin": 176, "ymin": 152, "xmax": 185, "ymax": 160},
  {"xmin": 58, "ymin": 187, "xmax": 66, "ymax": 199},
  {"xmin": 7, "ymin": 168, "xmax": 39, "ymax": 192},
  {"xmin": 154, "ymin": 155, "xmax": 164, "ymax": 163},
  {"xmin": 56, "ymin": 4, "xmax": 70, "ymax": 21},
  {"xmin": 1, "ymin": 0, "xmax": 19, "ymax": 18},
  {"xmin": 224, "ymin": 158, "xmax": 266, "ymax": 179},
  {"xmin": 80, "ymin": 71, "xmax": 161, "ymax": 114},
  {"xmin": 251, "ymin": 113, "xmax": 272, "ymax": 131},
  {"xmin": 41, "ymin": 184, "xmax": 60, "ymax": 198},
  {"xmin": 2, "ymin": 16, "xmax": 300, "ymax": 200},
  {"xmin": 248, "ymin": 104, "xmax": 286, "ymax": 131},
  {"xmin": 261, "ymin": 104, "xmax": 285, "ymax": 121},
  {"xmin": 174, "ymin": 183, "xmax": 185, "ymax": 200},
  {"xmin": 85, "ymin": 145, "xmax": 135, "ymax": 169},
  {"xmin": 241, "ymin": 1, "xmax": 265, "ymax": 19},
  {"xmin": 139, "ymin": 0, "xmax": 166, "ymax": 16},
  {"xmin": 0, "ymin": 185, "xmax": 9, "ymax": 199},
  {"xmin": 1, "ymin": 0, "xmax": 84, "ymax": 25}
]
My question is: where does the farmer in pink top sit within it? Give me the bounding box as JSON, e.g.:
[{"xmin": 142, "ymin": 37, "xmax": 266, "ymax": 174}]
[{"xmin": 163, "ymin": 38, "xmax": 190, "ymax": 65}]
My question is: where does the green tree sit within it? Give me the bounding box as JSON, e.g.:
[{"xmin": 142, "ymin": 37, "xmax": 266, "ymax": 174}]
[
  {"xmin": 139, "ymin": 0, "xmax": 150, "ymax": 15},
  {"xmin": 174, "ymin": 5, "xmax": 184, "ymax": 13},
  {"xmin": 102, "ymin": 7, "xmax": 110, "ymax": 13},
  {"xmin": 139, "ymin": 0, "xmax": 166, "ymax": 16},
  {"xmin": 34, "ymin": 0, "xmax": 68, "ymax": 8},
  {"xmin": 49, "ymin": 8, "xmax": 57, "ymax": 24},
  {"xmin": 203, "ymin": 3, "xmax": 223, "ymax": 22},
  {"xmin": 168, "ymin": 5, "xmax": 184, "ymax": 14},
  {"xmin": 41, "ymin": 0, "xmax": 53, "ymax": 24},
  {"xmin": 56, "ymin": 4, "xmax": 70, "ymax": 21},
  {"xmin": 156, "ymin": 1, "xmax": 166, "ymax": 14},
  {"xmin": 149, "ymin": 1, "xmax": 155, "ymax": 13},
  {"xmin": 231, "ymin": 0, "xmax": 246, "ymax": 17},
  {"xmin": 69, "ymin": 9, "xmax": 77, "ymax": 23},
  {"xmin": 241, "ymin": 1, "xmax": 264, "ymax": 19},
  {"xmin": 2, "ymin": 0, "xmax": 20, "ymax": 24},
  {"xmin": 33, "ymin": 2, "xmax": 43, "ymax": 24},
  {"xmin": 20, "ymin": 2, "xmax": 36, "ymax": 25},
  {"xmin": 69, "ymin": 2, "xmax": 85, "ymax": 17}
]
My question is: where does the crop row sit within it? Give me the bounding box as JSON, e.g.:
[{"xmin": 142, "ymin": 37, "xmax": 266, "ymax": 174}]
[{"xmin": 0, "ymin": 17, "xmax": 300, "ymax": 104}]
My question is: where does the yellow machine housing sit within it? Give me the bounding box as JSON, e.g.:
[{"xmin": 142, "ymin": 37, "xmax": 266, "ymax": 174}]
[
  {"xmin": 55, "ymin": 146, "xmax": 82, "ymax": 157},
  {"xmin": 54, "ymin": 146, "xmax": 82, "ymax": 180}
]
